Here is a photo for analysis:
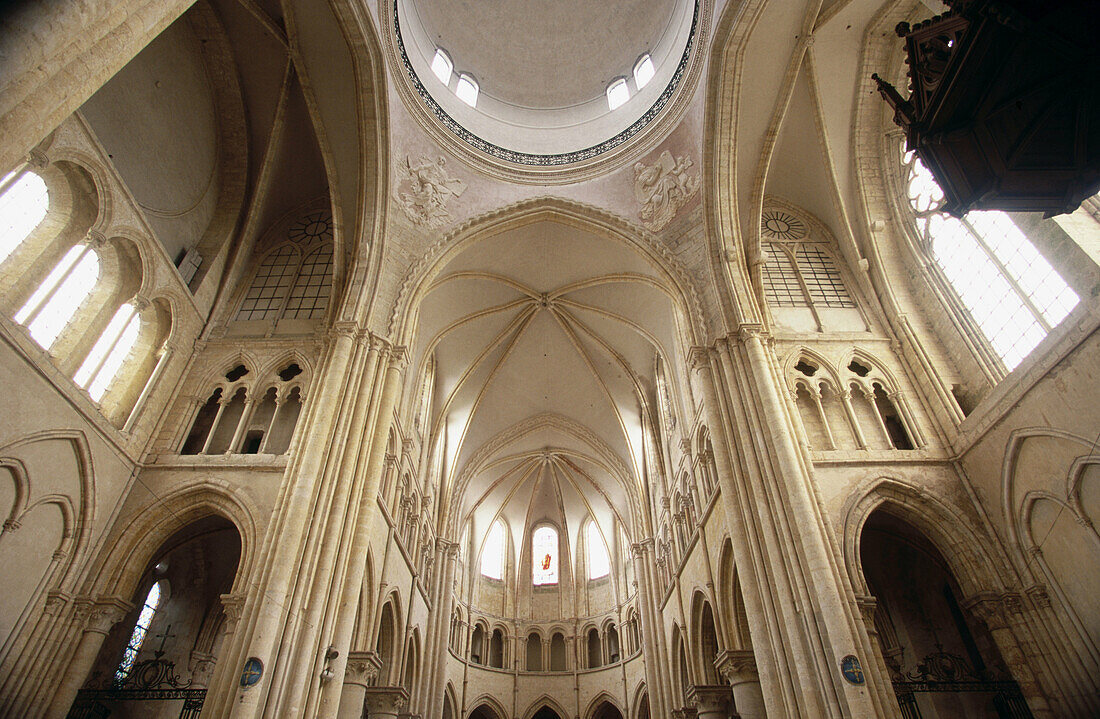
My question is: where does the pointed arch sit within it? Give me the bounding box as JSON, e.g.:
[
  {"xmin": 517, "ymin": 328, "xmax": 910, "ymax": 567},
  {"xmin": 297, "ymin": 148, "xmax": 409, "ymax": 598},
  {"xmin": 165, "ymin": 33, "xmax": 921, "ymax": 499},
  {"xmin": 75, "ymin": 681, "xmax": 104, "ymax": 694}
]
[{"xmin": 522, "ymin": 694, "xmax": 570, "ymax": 719}]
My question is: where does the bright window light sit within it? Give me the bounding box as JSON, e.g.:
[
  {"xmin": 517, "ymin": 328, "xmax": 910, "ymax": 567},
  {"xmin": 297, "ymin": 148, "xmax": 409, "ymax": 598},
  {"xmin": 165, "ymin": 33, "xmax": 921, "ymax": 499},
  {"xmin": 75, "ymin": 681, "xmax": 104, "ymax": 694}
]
[
  {"xmin": 116, "ymin": 580, "xmax": 164, "ymax": 682},
  {"xmin": 904, "ymin": 150, "xmax": 1079, "ymax": 370},
  {"xmin": 480, "ymin": 520, "xmax": 505, "ymax": 579},
  {"xmin": 431, "ymin": 48, "xmax": 453, "ymax": 85},
  {"xmin": 532, "ymin": 526, "xmax": 558, "ymax": 585},
  {"xmin": 456, "ymin": 73, "xmax": 479, "ymax": 107},
  {"xmin": 587, "ymin": 521, "xmax": 610, "ymax": 580},
  {"xmin": 75, "ymin": 302, "xmax": 141, "ymax": 401},
  {"xmin": 606, "ymin": 78, "xmax": 630, "ymax": 111},
  {"xmin": 16, "ymin": 244, "xmax": 100, "ymax": 349},
  {"xmin": 633, "ymin": 54, "xmax": 655, "ymax": 89},
  {"xmin": 0, "ymin": 170, "xmax": 48, "ymax": 265}
]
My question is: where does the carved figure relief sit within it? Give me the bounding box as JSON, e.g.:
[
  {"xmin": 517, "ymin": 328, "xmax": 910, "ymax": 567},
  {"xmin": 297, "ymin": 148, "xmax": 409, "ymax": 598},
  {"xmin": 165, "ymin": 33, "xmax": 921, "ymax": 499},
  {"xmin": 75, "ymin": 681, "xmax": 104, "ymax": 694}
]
[
  {"xmin": 633, "ymin": 150, "xmax": 700, "ymax": 231},
  {"xmin": 395, "ymin": 155, "xmax": 467, "ymax": 228}
]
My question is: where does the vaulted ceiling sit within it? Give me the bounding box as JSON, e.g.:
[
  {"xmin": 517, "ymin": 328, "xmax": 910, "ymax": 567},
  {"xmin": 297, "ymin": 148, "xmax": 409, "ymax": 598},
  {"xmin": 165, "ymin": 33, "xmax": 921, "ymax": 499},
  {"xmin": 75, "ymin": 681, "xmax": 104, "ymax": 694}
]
[{"xmin": 407, "ymin": 216, "xmax": 693, "ymax": 579}]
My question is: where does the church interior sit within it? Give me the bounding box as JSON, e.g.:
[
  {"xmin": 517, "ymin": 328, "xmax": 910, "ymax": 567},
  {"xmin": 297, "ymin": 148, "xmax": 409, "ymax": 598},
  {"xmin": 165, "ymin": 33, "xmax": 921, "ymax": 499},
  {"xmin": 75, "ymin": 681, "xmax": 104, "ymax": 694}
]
[{"xmin": 0, "ymin": 0, "xmax": 1098, "ymax": 717}]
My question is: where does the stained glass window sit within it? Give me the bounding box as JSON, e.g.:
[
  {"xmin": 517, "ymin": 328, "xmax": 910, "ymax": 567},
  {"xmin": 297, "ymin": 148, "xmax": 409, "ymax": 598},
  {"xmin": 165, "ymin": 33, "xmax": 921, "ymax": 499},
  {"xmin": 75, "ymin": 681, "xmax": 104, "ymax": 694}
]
[
  {"xmin": 903, "ymin": 149, "xmax": 1079, "ymax": 370},
  {"xmin": 115, "ymin": 580, "xmax": 164, "ymax": 683},
  {"xmin": 532, "ymin": 526, "xmax": 558, "ymax": 586},
  {"xmin": 587, "ymin": 521, "xmax": 610, "ymax": 580},
  {"xmin": 480, "ymin": 521, "xmax": 504, "ymax": 580}
]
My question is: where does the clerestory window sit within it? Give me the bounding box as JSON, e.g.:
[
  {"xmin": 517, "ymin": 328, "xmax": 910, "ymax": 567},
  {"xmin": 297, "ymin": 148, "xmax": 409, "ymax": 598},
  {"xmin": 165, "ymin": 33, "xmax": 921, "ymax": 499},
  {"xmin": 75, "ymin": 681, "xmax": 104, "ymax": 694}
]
[
  {"xmin": 587, "ymin": 521, "xmax": 610, "ymax": 580},
  {"xmin": 0, "ymin": 170, "xmax": 48, "ymax": 265},
  {"xmin": 480, "ymin": 520, "xmax": 505, "ymax": 580},
  {"xmin": 903, "ymin": 149, "xmax": 1079, "ymax": 370}
]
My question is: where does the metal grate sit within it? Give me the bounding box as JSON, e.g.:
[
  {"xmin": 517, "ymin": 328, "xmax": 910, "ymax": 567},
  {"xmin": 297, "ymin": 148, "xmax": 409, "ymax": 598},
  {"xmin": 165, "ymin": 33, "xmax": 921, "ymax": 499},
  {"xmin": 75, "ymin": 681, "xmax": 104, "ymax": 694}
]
[
  {"xmin": 236, "ymin": 246, "xmax": 298, "ymax": 321},
  {"xmin": 762, "ymin": 244, "xmax": 806, "ymax": 306},
  {"xmin": 283, "ymin": 245, "xmax": 333, "ymax": 319},
  {"xmin": 796, "ymin": 245, "xmax": 856, "ymax": 308}
]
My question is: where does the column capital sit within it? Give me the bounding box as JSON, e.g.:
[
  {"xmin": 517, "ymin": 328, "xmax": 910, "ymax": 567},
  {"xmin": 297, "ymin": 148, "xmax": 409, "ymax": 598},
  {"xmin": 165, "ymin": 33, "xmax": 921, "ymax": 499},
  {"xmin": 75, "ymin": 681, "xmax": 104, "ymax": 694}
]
[
  {"xmin": 687, "ymin": 685, "xmax": 731, "ymax": 714},
  {"xmin": 963, "ymin": 591, "xmax": 1009, "ymax": 630},
  {"xmin": 362, "ymin": 686, "xmax": 409, "ymax": 716},
  {"xmin": 855, "ymin": 594, "xmax": 878, "ymax": 627},
  {"xmin": 1025, "ymin": 584, "xmax": 1051, "ymax": 609},
  {"xmin": 688, "ymin": 346, "xmax": 712, "ymax": 372},
  {"xmin": 671, "ymin": 707, "xmax": 699, "ymax": 719},
  {"xmin": 714, "ymin": 649, "xmax": 758, "ymax": 684},
  {"xmin": 77, "ymin": 596, "xmax": 133, "ymax": 634},
  {"xmin": 343, "ymin": 650, "xmax": 383, "ymax": 688},
  {"xmin": 387, "ymin": 345, "xmax": 411, "ymax": 372},
  {"xmin": 26, "ymin": 148, "xmax": 50, "ymax": 169},
  {"xmin": 736, "ymin": 323, "xmax": 768, "ymax": 343},
  {"xmin": 220, "ymin": 593, "xmax": 246, "ymax": 629}
]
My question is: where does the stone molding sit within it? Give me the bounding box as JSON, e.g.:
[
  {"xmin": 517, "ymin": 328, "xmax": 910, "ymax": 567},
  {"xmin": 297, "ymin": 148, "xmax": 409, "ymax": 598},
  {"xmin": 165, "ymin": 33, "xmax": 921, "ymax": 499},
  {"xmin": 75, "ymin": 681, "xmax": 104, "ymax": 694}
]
[{"xmin": 714, "ymin": 649, "xmax": 758, "ymax": 683}]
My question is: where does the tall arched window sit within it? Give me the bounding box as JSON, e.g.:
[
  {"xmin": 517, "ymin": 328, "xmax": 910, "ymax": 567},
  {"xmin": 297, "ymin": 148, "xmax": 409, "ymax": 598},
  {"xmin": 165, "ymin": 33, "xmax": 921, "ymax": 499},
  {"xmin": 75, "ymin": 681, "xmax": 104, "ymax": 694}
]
[
  {"xmin": 0, "ymin": 169, "xmax": 49, "ymax": 265},
  {"xmin": 14, "ymin": 243, "xmax": 99, "ymax": 349},
  {"xmin": 480, "ymin": 520, "xmax": 505, "ymax": 580},
  {"xmin": 116, "ymin": 579, "xmax": 165, "ymax": 682},
  {"xmin": 587, "ymin": 521, "xmax": 610, "ymax": 580},
  {"xmin": 532, "ymin": 525, "xmax": 558, "ymax": 586},
  {"xmin": 903, "ymin": 149, "xmax": 1079, "ymax": 370},
  {"xmin": 73, "ymin": 302, "xmax": 141, "ymax": 401}
]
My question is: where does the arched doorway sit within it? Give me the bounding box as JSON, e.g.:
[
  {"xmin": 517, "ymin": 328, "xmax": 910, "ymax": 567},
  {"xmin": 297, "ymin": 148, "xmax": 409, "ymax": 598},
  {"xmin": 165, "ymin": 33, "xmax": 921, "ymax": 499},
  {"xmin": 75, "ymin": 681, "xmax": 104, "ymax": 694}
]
[
  {"xmin": 591, "ymin": 700, "xmax": 624, "ymax": 719},
  {"xmin": 860, "ymin": 509, "xmax": 1030, "ymax": 717},
  {"xmin": 70, "ymin": 516, "xmax": 242, "ymax": 718},
  {"xmin": 469, "ymin": 704, "xmax": 502, "ymax": 719}
]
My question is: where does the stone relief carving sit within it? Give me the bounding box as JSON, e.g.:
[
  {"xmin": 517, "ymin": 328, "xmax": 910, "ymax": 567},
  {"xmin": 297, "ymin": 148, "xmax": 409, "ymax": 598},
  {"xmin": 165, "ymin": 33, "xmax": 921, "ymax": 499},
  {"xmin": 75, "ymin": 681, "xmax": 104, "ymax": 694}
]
[
  {"xmin": 633, "ymin": 150, "xmax": 700, "ymax": 231},
  {"xmin": 395, "ymin": 155, "xmax": 467, "ymax": 228}
]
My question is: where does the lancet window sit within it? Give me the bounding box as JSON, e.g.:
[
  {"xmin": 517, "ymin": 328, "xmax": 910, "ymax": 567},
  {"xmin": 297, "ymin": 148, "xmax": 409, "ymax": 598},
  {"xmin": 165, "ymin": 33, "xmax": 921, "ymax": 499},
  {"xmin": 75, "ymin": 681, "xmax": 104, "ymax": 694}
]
[{"xmin": 115, "ymin": 580, "xmax": 165, "ymax": 682}]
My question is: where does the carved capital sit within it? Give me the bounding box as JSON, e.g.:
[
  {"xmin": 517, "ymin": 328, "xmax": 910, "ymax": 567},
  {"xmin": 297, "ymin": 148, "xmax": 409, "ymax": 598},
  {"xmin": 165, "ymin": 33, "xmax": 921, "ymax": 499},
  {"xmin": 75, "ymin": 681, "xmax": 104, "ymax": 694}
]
[
  {"xmin": 964, "ymin": 592, "xmax": 1008, "ymax": 630},
  {"xmin": 344, "ymin": 650, "xmax": 382, "ymax": 687},
  {"xmin": 220, "ymin": 593, "xmax": 246, "ymax": 628},
  {"xmin": 1026, "ymin": 584, "xmax": 1051, "ymax": 609},
  {"xmin": 43, "ymin": 590, "xmax": 71, "ymax": 617},
  {"xmin": 855, "ymin": 595, "xmax": 878, "ymax": 627},
  {"xmin": 671, "ymin": 707, "xmax": 699, "ymax": 719},
  {"xmin": 84, "ymin": 596, "xmax": 133, "ymax": 634},
  {"xmin": 388, "ymin": 345, "xmax": 410, "ymax": 372},
  {"xmin": 714, "ymin": 649, "xmax": 758, "ymax": 684},
  {"xmin": 687, "ymin": 685, "xmax": 731, "ymax": 713},
  {"xmin": 2, "ymin": 518, "xmax": 21, "ymax": 533},
  {"xmin": 25, "ymin": 149, "xmax": 49, "ymax": 169},
  {"xmin": 737, "ymin": 323, "xmax": 767, "ymax": 343},
  {"xmin": 130, "ymin": 295, "xmax": 151, "ymax": 312},
  {"xmin": 362, "ymin": 686, "xmax": 409, "ymax": 715},
  {"xmin": 329, "ymin": 321, "xmax": 360, "ymax": 341},
  {"xmin": 688, "ymin": 346, "xmax": 711, "ymax": 373},
  {"xmin": 85, "ymin": 230, "xmax": 108, "ymax": 249}
]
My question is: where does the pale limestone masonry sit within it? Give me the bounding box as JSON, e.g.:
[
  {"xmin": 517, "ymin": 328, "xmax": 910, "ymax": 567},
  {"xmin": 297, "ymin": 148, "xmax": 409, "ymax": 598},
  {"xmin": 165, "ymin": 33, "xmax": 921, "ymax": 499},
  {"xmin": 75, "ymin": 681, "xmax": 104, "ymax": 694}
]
[{"xmin": 0, "ymin": 1, "xmax": 1098, "ymax": 719}]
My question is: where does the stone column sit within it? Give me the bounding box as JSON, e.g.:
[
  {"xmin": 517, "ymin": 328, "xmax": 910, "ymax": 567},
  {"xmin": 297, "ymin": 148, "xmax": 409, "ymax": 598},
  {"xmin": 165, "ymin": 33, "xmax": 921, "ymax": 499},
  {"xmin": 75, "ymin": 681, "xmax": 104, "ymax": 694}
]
[
  {"xmin": 965, "ymin": 592, "xmax": 1053, "ymax": 718},
  {"xmin": 44, "ymin": 596, "xmax": 132, "ymax": 719},
  {"xmin": 362, "ymin": 687, "xmax": 408, "ymax": 719},
  {"xmin": 314, "ymin": 343, "xmax": 408, "ymax": 718},
  {"xmin": 424, "ymin": 540, "xmax": 459, "ymax": 718},
  {"xmin": 337, "ymin": 651, "xmax": 382, "ymax": 719},
  {"xmin": 631, "ymin": 540, "xmax": 670, "ymax": 718},
  {"xmin": 715, "ymin": 650, "xmax": 765, "ymax": 719},
  {"xmin": 687, "ymin": 685, "xmax": 731, "ymax": 719}
]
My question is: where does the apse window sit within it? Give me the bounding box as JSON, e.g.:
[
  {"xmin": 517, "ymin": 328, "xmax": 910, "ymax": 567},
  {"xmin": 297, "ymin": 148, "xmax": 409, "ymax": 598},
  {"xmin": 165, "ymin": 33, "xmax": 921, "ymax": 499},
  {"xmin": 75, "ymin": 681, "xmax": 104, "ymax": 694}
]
[
  {"xmin": 455, "ymin": 73, "xmax": 479, "ymax": 107},
  {"xmin": 903, "ymin": 149, "xmax": 1079, "ymax": 370},
  {"xmin": 606, "ymin": 78, "xmax": 630, "ymax": 111},
  {"xmin": 532, "ymin": 526, "xmax": 558, "ymax": 585},
  {"xmin": 480, "ymin": 520, "xmax": 505, "ymax": 580},
  {"xmin": 116, "ymin": 580, "xmax": 165, "ymax": 682},
  {"xmin": 431, "ymin": 48, "xmax": 453, "ymax": 85},
  {"xmin": 633, "ymin": 54, "xmax": 655, "ymax": 89},
  {"xmin": 587, "ymin": 521, "xmax": 610, "ymax": 580}
]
